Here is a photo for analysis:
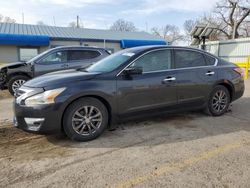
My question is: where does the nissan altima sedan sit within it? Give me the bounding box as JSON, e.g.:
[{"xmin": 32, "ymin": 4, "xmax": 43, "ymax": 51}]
[{"xmin": 13, "ymin": 46, "xmax": 245, "ymax": 141}]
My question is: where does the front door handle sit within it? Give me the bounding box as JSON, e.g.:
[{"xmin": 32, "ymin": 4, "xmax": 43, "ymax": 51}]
[
  {"xmin": 163, "ymin": 77, "xmax": 176, "ymax": 82},
  {"xmin": 206, "ymin": 71, "xmax": 215, "ymax": 76}
]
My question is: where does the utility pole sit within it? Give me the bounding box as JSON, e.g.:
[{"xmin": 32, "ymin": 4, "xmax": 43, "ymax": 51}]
[
  {"xmin": 77, "ymin": 15, "xmax": 80, "ymax": 28},
  {"xmin": 53, "ymin": 16, "xmax": 56, "ymax": 26},
  {"xmin": 22, "ymin": 13, "xmax": 24, "ymax": 24}
]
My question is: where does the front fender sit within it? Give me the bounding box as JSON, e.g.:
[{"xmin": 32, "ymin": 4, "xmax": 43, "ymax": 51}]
[{"xmin": 53, "ymin": 80, "xmax": 117, "ymax": 128}]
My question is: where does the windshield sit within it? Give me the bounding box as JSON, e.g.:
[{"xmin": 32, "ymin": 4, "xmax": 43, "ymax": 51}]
[
  {"xmin": 85, "ymin": 51, "xmax": 135, "ymax": 73},
  {"xmin": 27, "ymin": 49, "xmax": 54, "ymax": 63}
]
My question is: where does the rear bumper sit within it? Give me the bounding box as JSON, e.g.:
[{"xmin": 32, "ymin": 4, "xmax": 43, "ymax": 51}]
[
  {"xmin": 232, "ymin": 79, "xmax": 245, "ymax": 101},
  {"xmin": 13, "ymin": 100, "xmax": 63, "ymax": 133}
]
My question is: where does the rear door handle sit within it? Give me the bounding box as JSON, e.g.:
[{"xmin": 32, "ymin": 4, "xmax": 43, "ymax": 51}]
[
  {"xmin": 163, "ymin": 77, "xmax": 176, "ymax": 82},
  {"xmin": 61, "ymin": 64, "xmax": 69, "ymax": 68},
  {"xmin": 206, "ymin": 71, "xmax": 215, "ymax": 76}
]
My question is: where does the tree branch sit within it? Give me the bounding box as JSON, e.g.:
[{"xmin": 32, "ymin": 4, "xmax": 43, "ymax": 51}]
[
  {"xmin": 216, "ymin": 11, "xmax": 231, "ymax": 26},
  {"xmin": 236, "ymin": 9, "xmax": 250, "ymax": 28},
  {"xmin": 229, "ymin": 1, "xmax": 237, "ymax": 26}
]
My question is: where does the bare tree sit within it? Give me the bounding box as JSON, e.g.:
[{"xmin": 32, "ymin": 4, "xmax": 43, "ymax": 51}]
[
  {"xmin": 37, "ymin": 21, "xmax": 47, "ymax": 26},
  {"xmin": 239, "ymin": 21, "xmax": 250, "ymax": 36},
  {"xmin": 0, "ymin": 14, "xmax": 16, "ymax": 23},
  {"xmin": 184, "ymin": 20, "xmax": 197, "ymax": 34},
  {"xmin": 183, "ymin": 20, "xmax": 197, "ymax": 43},
  {"xmin": 68, "ymin": 21, "xmax": 83, "ymax": 28},
  {"xmin": 184, "ymin": 14, "xmax": 233, "ymax": 42},
  {"xmin": 151, "ymin": 25, "xmax": 184, "ymax": 45},
  {"xmin": 110, "ymin": 19, "xmax": 137, "ymax": 32},
  {"xmin": 4, "ymin": 17, "xmax": 16, "ymax": 23},
  {"xmin": 214, "ymin": 0, "xmax": 250, "ymax": 39},
  {"xmin": 68, "ymin": 22, "xmax": 77, "ymax": 28}
]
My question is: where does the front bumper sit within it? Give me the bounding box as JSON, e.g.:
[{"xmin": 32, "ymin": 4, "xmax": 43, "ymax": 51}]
[
  {"xmin": 0, "ymin": 71, "xmax": 7, "ymax": 90},
  {"xmin": 0, "ymin": 83, "xmax": 7, "ymax": 90},
  {"xmin": 13, "ymin": 100, "xmax": 64, "ymax": 133}
]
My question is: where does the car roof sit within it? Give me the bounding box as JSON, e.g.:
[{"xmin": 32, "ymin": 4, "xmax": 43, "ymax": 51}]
[
  {"xmin": 123, "ymin": 45, "xmax": 217, "ymax": 58},
  {"xmin": 52, "ymin": 46, "xmax": 107, "ymax": 51}
]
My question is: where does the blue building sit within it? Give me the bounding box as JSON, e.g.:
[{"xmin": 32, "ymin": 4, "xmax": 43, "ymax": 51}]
[{"xmin": 0, "ymin": 23, "xmax": 167, "ymax": 63}]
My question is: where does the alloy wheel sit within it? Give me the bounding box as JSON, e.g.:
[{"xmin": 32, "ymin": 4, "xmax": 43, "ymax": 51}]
[
  {"xmin": 72, "ymin": 106, "xmax": 103, "ymax": 136},
  {"xmin": 212, "ymin": 90, "xmax": 228, "ymax": 113},
  {"xmin": 12, "ymin": 79, "xmax": 26, "ymax": 93}
]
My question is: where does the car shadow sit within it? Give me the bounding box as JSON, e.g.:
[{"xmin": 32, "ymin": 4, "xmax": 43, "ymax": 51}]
[{"xmin": 45, "ymin": 97, "xmax": 250, "ymax": 149}]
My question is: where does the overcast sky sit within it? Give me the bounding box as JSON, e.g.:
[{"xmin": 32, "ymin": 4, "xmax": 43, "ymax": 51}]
[{"xmin": 0, "ymin": 0, "xmax": 219, "ymax": 31}]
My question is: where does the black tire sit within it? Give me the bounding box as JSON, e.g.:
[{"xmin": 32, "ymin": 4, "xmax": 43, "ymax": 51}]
[
  {"xmin": 8, "ymin": 75, "xmax": 29, "ymax": 95},
  {"xmin": 205, "ymin": 85, "xmax": 230, "ymax": 116},
  {"xmin": 63, "ymin": 97, "xmax": 109, "ymax": 141}
]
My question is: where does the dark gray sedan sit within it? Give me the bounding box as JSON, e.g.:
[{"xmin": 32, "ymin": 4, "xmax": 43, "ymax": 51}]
[{"xmin": 14, "ymin": 46, "xmax": 245, "ymax": 141}]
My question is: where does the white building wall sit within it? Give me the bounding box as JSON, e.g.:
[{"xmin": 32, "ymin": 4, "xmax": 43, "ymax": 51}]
[
  {"xmin": 50, "ymin": 40, "xmax": 80, "ymax": 46},
  {"xmin": 0, "ymin": 45, "xmax": 49, "ymax": 63},
  {"xmin": 50, "ymin": 40, "xmax": 121, "ymax": 52},
  {"xmin": 0, "ymin": 40, "xmax": 122, "ymax": 64},
  {"xmin": 82, "ymin": 41, "xmax": 121, "ymax": 52},
  {"xmin": 206, "ymin": 38, "xmax": 250, "ymax": 62},
  {"xmin": 0, "ymin": 45, "xmax": 18, "ymax": 63}
]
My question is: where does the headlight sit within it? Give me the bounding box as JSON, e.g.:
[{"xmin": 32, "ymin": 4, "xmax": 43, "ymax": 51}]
[{"xmin": 25, "ymin": 88, "xmax": 66, "ymax": 106}]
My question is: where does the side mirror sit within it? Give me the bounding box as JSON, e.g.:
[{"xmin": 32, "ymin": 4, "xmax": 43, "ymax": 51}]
[{"xmin": 124, "ymin": 66, "xmax": 143, "ymax": 75}]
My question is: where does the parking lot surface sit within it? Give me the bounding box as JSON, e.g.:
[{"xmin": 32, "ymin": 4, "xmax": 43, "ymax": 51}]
[{"xmin": 0, "ymin": 80, "xmax": 250, "ymax": 188}]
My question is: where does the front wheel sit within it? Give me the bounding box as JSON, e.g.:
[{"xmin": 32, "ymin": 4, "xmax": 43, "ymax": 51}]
[
  {"xmin": 8, "ymin": 75, "xmax": 29, "ymax": 95},
  {"xmin": 205, "ymin": 85, "xmax": 230, "ymax": 116},
  {"xmin": 63, "ymin": 98, "xmax": 109, "ymax": 141}
]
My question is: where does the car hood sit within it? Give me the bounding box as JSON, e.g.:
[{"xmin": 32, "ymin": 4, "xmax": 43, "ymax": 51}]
[
  {"xmin": 24, "ymin": 69, "xmax": 100, "ymax": 88},
  {"xmin": 0, "ymin": 61, "xmax": 27, "ymax": 70}
]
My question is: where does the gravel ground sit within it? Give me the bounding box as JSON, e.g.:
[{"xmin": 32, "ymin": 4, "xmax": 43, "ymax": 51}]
[
  {"xmin": 0, "ymin": 90, "xmax": 11, "ymax": 100},
  {"xmin": 0, "ymin": 80, "xmax": 250, "ymax": 188},
  {"xmin": 0, "ymin": 91, "xmax": 12, "ymax": 125}
]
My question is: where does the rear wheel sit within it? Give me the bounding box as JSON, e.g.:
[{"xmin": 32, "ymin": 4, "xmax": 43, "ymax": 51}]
[
  {"xmin": 205, "ymin": 85, "xmax": 230, "ymax": 116},
  {"xmin": 63, "ymin": 98, "xmax": 108, "ymax": 141},
  {"xmin": 8, "ymin": 75, "xmax": 29, "ymax": 95}
]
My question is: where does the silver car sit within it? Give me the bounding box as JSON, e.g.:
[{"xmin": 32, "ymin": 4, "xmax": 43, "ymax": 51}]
[{"xmin": 0, "ymin": 46, "xmax": 110, "ymax": 95}]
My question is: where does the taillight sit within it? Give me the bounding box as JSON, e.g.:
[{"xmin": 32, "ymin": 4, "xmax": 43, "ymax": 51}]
[{"xmin": 234, "ymin": 68, "xmax": 244, "ymax": 77}]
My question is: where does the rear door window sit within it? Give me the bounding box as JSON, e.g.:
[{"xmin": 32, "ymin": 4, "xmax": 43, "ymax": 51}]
[
  {"xmin": 204, "ymin": 55, "xmax": 216, "ymax": 66},
  {"xmin": 68, "ymin": 50, "xmax": 101, "ymax": 61},
  {"xmin": 174, "ymin": 50, "xmax": 206, "ymax": 68}
]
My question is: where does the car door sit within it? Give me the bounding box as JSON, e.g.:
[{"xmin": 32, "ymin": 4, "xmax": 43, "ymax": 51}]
[
  {"xmin": 174, "ymin": 49, "xmax": 217, "ymax": 105},
  {"xmin": 116, "ymin": 49, "xmax": 178, "ymax": 115},
  {"xmin": 34, "ymin": 50, "xmax": 68, "ymax": 76},
  {"xmin": 67, "ymin": 50, "xmax": 102, "ymax": 69}
]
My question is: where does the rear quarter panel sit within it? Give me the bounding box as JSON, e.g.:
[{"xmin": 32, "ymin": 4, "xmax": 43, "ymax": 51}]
[{"xmin": 215, "ymin": 62, "xmax": 244, "ymax": 101}]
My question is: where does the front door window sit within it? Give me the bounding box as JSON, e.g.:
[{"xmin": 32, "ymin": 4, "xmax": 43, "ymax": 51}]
[{"xmin": 40, "ymin": 51, "xmax": 67, "ymax": 64}]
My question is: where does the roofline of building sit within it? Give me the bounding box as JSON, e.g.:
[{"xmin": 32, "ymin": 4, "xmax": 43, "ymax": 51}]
[
  {"xmin": 50, "ymin": 37, "xmax": 120, "ymax": 43},
  {"xmin": 0, "ymin": 22, "xmax": 164, "ymax": 41},
  {"xmin": 2, "ymin": 22, "xmax": 151, "ymax": 35},
  {"xmin": 50, "ymin": 37, "xmax": 165, "ymax": 43}
]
